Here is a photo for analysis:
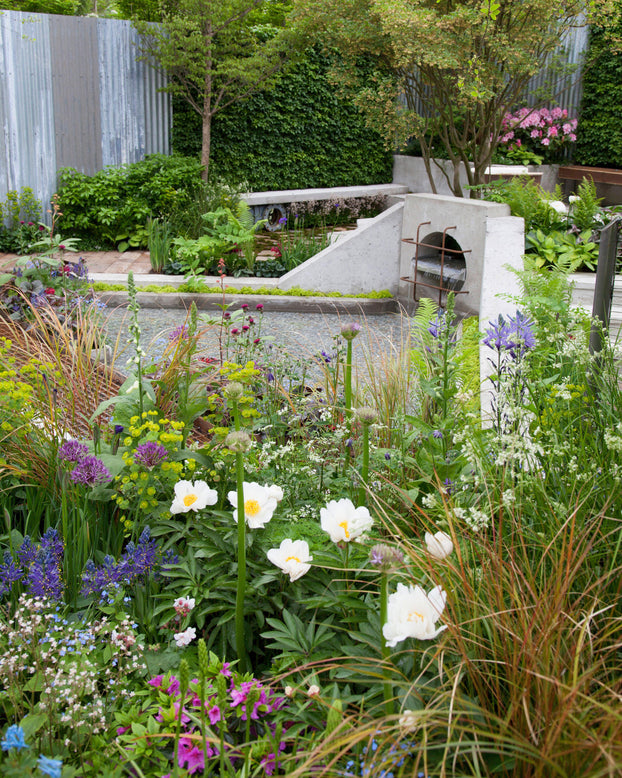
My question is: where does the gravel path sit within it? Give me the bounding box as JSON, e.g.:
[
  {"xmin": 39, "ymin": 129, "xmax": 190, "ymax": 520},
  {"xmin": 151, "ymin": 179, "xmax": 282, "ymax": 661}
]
[{"xmin": 103, "ymin": 307, "xmax": 413, "ymax": 382}]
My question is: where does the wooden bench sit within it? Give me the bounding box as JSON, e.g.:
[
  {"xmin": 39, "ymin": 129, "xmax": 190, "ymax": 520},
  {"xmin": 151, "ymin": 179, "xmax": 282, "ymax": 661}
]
[{"xmin": 558, "ymin": 166, "xmax": 622, "ymax": 197}]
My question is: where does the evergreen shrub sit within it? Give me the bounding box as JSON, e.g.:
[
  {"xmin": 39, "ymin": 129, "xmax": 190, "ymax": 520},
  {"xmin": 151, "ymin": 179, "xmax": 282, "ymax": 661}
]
[
  {"xmin": 172, "ymin": 49, "xmax": 393, "ymax": 190},
  {"xmin": 574, "ymin": 24, "xmax": 622, "ymax": 169}
]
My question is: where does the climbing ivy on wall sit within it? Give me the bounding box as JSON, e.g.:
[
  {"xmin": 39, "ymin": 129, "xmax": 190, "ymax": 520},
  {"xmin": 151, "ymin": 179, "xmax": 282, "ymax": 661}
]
[
  {"xmin": 171, "ymin": 49, "xmax": 394, "ymax": 189},
  {"xmin": 574, "ymin": 24, "xmax": 622, "ymax": 169}
]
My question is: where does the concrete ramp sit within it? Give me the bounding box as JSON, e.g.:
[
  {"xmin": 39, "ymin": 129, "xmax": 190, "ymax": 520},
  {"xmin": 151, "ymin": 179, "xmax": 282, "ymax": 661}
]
[{"xmin": 278, "ymin": 202, "xmax": 405, "ymax": 295}]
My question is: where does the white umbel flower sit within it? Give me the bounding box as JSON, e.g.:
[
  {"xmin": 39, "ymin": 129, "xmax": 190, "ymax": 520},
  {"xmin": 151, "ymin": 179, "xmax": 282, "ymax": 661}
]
[
  {"xmin": 424, "ymin": 530, "xmax": 454, "ymax": 560},
  {"xmin": 383, "ymin": 583, "xmax": 447, "ymax": 647},
  {"xmin": 320, "ymin": 498, "xmax": 374, "ymax": 543},
  {"xmin": 267, "ymin": 538, "xmax": 312, "ymax": 581},
  {"xmin": 227, "ymin": 482, "xmax": 282, "ymax": 528},
  {"xmin": 170, "ymin": 480, "xmax": 218, "ymax": 514}
]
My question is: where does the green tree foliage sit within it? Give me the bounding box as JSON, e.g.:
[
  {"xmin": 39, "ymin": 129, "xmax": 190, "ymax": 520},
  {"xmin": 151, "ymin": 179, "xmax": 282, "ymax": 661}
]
[
  {"xmin": 135, "ymin": 0, "xmax": 297, "ymax": 181},
  {"xmin": 292, "ymin": 0, "xmax": 585, "ymax": 196},
  {"xmin": 0, "ymin": 0, "xmax": 80, "ymax": 12},
  {"xmin": 575, "ymin": 17, "xmax": 622, "ymax": 168},
  {"xmin": 172, "ymin": 48, "xmax": 393, "ymax": 189}
]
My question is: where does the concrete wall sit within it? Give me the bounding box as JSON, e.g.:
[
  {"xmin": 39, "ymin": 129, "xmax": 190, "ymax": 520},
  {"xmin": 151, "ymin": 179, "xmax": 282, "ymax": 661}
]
[{"xmin": 278, "ymin": 201, "xmax": 405, "ymax": 295}]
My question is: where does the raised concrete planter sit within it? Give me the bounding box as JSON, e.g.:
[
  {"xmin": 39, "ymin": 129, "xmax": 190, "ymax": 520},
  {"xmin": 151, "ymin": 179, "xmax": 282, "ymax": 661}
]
[{"xmin": 242, "ymin": 183, "xmax": 408, "ymax": 227}]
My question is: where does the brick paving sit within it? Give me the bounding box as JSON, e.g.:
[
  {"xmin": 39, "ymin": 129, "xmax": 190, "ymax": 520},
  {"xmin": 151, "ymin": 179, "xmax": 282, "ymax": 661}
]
[{"xmin": 0, "ymin": 250, "xmax": 152, "ymax": 275}]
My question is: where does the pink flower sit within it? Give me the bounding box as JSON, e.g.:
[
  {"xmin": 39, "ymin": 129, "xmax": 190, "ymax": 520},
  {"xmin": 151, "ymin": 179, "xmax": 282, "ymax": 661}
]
[
  {"xmin": 562, "ymin": 123, "xmax": 573, "ymax": 134},
  {"xmin": 178, "ymin": 738, "xmax": 204, "ymax": 774},
  {"xmin": 531, "ymin": 129, "xmax": 541, "ymax": 139},
  {"xmin": 548, "ymin": 125, "xmax": 558, "ymax": 137},
  {"xmin": 569, "ymin": 133, "xmax": 577, "ymax": 142},
  {"xmin": 551, "ymin": 106, "xmax": 563, "ymax": 119},
  {"xmin": 541, "ymin": 138, "xmax": 550, "ymax": 146}
]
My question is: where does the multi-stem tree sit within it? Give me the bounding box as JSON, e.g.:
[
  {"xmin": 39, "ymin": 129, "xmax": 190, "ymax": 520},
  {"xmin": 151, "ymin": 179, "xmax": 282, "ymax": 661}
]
[
  {"xmin": 136, "ymin": 0, "xmax": 294, "ymax": 181},
  {"xmin": 292, "ymin": 0, "xmax": 587, "ymax": 196}
]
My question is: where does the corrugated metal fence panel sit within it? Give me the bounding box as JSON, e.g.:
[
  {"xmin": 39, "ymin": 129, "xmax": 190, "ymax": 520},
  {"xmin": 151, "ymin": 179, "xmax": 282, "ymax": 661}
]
[
  {"xmin": 99, "ymin": 18, "xmax": 145, "ymax": 167},
  {"xmin": 0, "ymin": 11, "xmax": 170, "ymax": 224},
  {"xmin": 0, "ymin": 11, "xmax": 57, "ymax": 220},
  {"xmin": 50, "ymin": 15, "xmax": 102, "ymax": 175},
  {"xmin": 143, "ymin": 48, "xmax": 171, "ymax": 156},
  {"xmin": 525, "ymin": 21, "xmax": 589, "ymax": 114},
  {"xmin": 98, "ymin": 19, "xmax": 170, "ymax": 166}
]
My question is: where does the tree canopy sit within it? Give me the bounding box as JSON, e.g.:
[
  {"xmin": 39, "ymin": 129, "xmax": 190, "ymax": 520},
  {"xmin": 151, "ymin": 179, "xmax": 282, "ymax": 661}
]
[
  {"xmin": 136, "ymin": 0, "xmax": 297, "ymax": 180},
  {"xmin": 292, "ymin": 0, "xmax": 587, "ymax": 195}
]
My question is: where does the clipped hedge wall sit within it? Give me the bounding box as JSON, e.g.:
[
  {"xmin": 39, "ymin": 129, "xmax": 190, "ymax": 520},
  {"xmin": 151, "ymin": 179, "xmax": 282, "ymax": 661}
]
[
  {"xmin": 574, "ymin": 25, "xmax": 622, "ymax": 169},
  {"xmin": 172, "ymin": 49, "xmax": 393, "ymax": 190}
]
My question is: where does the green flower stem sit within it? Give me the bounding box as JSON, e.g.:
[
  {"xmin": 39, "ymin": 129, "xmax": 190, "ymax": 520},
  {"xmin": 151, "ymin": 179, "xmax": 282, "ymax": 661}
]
[
  {"xmin": 344, "ymin": 339, "xmax": 353, "ymax": 423},
  {"xmin": 173, "ymin": 660, "xmax": 190, "ymax": 778},
  {"xmin": 358, "ymin": 420, "xmax": 370, "ymax": 507},
  {"xmin": 235, "ymin": 448, "xmax": 248, "ymax": 674},
  {"xmin": 380, "ymin": 573, "xmax": 394, "ymax": 717}
]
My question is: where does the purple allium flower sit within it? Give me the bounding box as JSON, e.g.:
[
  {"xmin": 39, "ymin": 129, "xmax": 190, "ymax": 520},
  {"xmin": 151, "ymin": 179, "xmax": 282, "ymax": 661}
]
[
  {"xmin": 134, "ymin": 441, "xmax": 168, "ymax": 468},
  {"xmin": 256, "ymin": 303, "xmax": 264, "ymax": 311},
  {"xmin": 241, "ymin": 303, "xmax": 249, "ymax": 310},
  {"xmin": 340, "ymin": 321, "xmax": 361, "ymax": 341},
  {"xmin": 70, "ymin": 455, "xmax": 111, "ymax": 486},
  {"xmin": 58, "ymin": 439, "xmax": 89, "ymax": 463},
  {"xmin": 369, "ymin": 543, "xmax": 404, "ymax": 571}
]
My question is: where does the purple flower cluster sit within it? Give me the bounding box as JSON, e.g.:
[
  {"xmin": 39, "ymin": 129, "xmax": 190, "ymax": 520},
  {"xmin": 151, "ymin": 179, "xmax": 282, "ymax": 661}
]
[
  {"xmin": 69, "ymin": 455, "xmax": 111, "ymax": 486},
  {"xmin": 0, "ymin": 529, "xmax": 64, "ymax": 601},
  {"xmin": 80, "ymin": 527, "xmax": 165, "ymax": 598},
  {"xmin": 134, "ymin": 441, "xmax": 168, "ymax": 468},
  {"xmin": 483, "ymin": 311, "xmax": 536, "ymax": 358},
  {"xmin": 58, "ymin": 439, "xmax": 89, "ymax": 463},
  {"xmin": 59, "ymin": 439, "xmax": 111, "ymax": 486}
]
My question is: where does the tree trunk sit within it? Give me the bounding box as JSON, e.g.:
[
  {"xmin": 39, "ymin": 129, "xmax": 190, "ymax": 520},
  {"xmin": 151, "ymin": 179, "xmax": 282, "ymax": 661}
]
[
  {"xmin": 201, "ymin": 111, "xmax": 211, "ymax": 182},
  {"xmin": 201, "ymin": 28, "xmax": 213, "ymax": 182}
]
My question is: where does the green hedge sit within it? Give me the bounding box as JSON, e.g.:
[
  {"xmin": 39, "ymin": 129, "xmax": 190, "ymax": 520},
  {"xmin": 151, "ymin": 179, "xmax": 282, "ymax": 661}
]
[
  {"xmin": 574, "ymin": 25, "xmax": 622, "ymax": 169},
  {"xmin": 172, "ymin": 49, "xmax": 393, "ymax": 189}
]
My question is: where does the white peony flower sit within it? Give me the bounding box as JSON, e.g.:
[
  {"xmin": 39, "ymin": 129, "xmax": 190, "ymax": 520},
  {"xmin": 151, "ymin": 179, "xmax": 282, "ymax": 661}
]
[
  {"xmin": 547, "ymin": 200, "xmax": 568, "ymax": 215},
  {"xmin": 320, "ymin": 498, "xmax": 374, "ymax": 543},
  {"xmin": 170, "ymin": 480, "xmax": 218, "ymax": 514},
  {"xmin": 174, "ymin": 626, "xmax": 196, "ymax": 647},
  {"xmin": 227, "ymin": 482, "xmax": 281, "ymax": 528},
  {"xmin": 268, "ymin": 485, "xmax": 284, "ymax": 502},
  {"xmin": 424, "ymin": 530, "xmax": 454, "ymax": 560},
  {"xmin": 267, "ymin": 538, "xmax": 313, "ymax": 581},
  {"xmin": 383, "ymin": 583, "xmax": 447, "ymax": 647}
]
